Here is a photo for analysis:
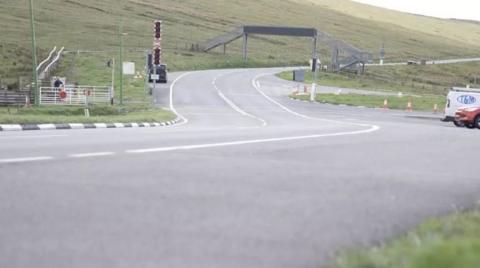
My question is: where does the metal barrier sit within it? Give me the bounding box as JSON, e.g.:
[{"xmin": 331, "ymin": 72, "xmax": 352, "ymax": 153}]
[
  {"xmin": 39, "ymin": 86, "xmax": 113, "ymax": 105},
  {"xmin": 38, "ymin": 47, "xmax": 65, "ymax": 81}
]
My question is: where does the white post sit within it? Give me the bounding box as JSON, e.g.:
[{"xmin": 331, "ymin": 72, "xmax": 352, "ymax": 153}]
[
  {"xmin": 111, "ymin": 58, "xmax": 115, "ymax": 104},
  {"xmin": 310, "ymin": 37, "xmax": 318, "ymax": 102}
]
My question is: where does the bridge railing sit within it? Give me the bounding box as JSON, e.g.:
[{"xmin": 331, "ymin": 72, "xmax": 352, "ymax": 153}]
[{"xmin": 39, "ymin": 86, "xmax": 113, "ymax": 106}]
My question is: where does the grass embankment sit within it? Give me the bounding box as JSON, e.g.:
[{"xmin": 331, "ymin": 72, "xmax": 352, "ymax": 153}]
[
  {"xmin": 279, "ymin": 62, "xmax": 480, "ymax": 96},
  {"xmin": 282, "ymin": 62, "xmax": 480, "ymax": 110},
  {"xmin": 293, "ymin": 93, "xmax": 445, "ymax": 112},
  {"xmin": 333, "ymin": 207, "xmax": 480, "ymax": 268},
  {"xmin": 3, "ymin": 0, "xmax": 480, "ymax": 87},
  {"xmin": 0, "ymin": 105, "xmax": 175, "ymax": 124}
]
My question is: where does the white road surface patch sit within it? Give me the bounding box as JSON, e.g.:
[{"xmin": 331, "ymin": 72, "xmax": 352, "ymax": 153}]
[
  {"xmin": 0, "ymin": 156, "xmax": 54, "ymax": 164},
  {"xmin": 69, "ymin": 152, "xmax": 115, "ymax": 158}
]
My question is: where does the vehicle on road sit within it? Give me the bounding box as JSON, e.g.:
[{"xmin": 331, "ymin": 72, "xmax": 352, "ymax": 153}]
[
  {"xmin": 149, "ymin": 64, "xmax": 168, "ymax": 84},
  {"xmin": 454, "ymin": 106, "xmax": 480, "ymax": 128},
  {"xmin": 444, "ymin": 87, "xmax": 480, "ymax": 122}
]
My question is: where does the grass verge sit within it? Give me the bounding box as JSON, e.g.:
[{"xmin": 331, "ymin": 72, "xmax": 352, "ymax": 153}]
[
  {"xmin": 332, "ymin": 207, "xmax": 480, "ymax": 268},
  {"xmin": 292, "ymin": 93, "xmax": 445, "ymax": 112},
  {"xmin": 278, "ymin": 62, "xmax": 480, "ymax": 96},
  {"xmin": 0, "ymin": 105, "xmax": 175, "ymax": 124}
]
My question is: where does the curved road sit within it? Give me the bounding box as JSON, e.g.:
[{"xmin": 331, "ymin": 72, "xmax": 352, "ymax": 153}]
[{"xmin": 1, "ymin": 68, "xmax": 479, "ymax": 268}]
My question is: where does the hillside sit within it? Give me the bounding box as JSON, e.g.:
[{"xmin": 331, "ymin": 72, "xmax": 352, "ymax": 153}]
[{"xmin": 1, "ymin": 0, "xmax": 480, "ymax": 88}]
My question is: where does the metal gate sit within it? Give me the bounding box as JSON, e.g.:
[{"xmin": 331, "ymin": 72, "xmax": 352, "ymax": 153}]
[{"xmin": 39, "ymin": 86, "xmax": 113, "ymax": 105}]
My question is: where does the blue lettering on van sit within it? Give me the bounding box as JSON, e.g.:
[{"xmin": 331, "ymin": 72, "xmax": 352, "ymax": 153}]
[{"xmin": 457, "ymin": 95, "xmax": 477, "ymax": 105}]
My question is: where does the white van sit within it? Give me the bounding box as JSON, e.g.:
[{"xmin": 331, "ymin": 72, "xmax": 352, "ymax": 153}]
[{"xmin": 444, "ymin": 87, "xmax": 480, "ymax": 121}]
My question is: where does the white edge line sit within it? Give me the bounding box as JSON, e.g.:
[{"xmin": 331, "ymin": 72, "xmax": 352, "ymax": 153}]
[
  {"xmin": 213, "ymin": 72, "xmax": 268, "ymax": 127},
  {"xmin": 69, "ymin": 152, "xmax": 115, "ymax": 158},
  {"xmin": 126, "ymin": 125, "xmax": 380, "ymax": 154},
  {"xmin": 252, "ymin": 72, "xmax": 379, "ymax": 129},
  {"xmin": 251, "ymin": 76, "xmax": 314, "ymax": 120},
  {"xmin": 170, "ymin": 72, "xmax": 191, "ymax": 126},
  {"xmin": 0, "ymin": 156, "xmax": 54, "ymax": 164}
]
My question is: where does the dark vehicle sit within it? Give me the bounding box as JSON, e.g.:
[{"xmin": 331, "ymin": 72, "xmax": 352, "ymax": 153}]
[
  {"xmin": 149, "ymin": 64, "xmax": 168, "ymax": 84},
  {"xmin": 454, "ymin": 107, "xmax": 480, "ymax": 129}
]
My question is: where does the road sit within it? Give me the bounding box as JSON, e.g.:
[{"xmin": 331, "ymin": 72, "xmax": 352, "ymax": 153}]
[{"xmin": 1, "ymin": 68, "xmax": 479, "ymax": 268}]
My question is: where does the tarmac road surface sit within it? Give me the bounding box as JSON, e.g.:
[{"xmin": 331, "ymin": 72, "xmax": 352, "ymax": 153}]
[{"xmin": 1, "ymin": 68, "xmax": 479, "ymax": 268}]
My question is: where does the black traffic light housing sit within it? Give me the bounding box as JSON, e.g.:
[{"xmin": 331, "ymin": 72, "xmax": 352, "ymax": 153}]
[{"xmin": 154, "ymin": 21, "xmax": 161, "ymax": 39}]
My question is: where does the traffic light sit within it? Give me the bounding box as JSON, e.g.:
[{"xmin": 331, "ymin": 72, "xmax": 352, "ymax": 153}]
[
  {"xmin": 153, "ymin": 47, "xmax": 161, "ymax": 65},
  {"xmin": 154, "ymin": 20, "xmax": 161, "ymax": 39}
]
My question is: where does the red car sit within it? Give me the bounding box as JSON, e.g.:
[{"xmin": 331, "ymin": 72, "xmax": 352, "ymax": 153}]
[{"xmin": 454, "ymin": 107, "xmax": 480, "ymax": 129}]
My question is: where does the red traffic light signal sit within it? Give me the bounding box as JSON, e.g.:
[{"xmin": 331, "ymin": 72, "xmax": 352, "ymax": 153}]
[
  {"xmin": 153, "ymin": 48, "xmax": 161, "ymax": 65},
  {"xmin": 154, "ymin": 21, "xmax": 161, "ymax": 39}
]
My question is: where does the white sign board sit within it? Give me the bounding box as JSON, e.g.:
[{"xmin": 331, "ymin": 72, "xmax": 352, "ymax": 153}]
[{"xmin": 123, "ymin": 62, "xmax": 135, "ymax": 75}]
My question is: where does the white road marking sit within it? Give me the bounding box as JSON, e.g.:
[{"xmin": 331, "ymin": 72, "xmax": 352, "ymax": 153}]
[
  {"xmin": 69, "ymin": 152, "xmax": 115, "ymax": 158},
  {"xmin": 170, "ymin": 72, "xmax": 191, "ymax": 126},
  {"xmin": 251, "ymin": 72, "xmax": 380, "ymax": 129},
  {"xmin": 0, "ymin": 156, "xmax": 53, "ymax": 164},
  {"xmin": 126, "ymin": 125, "xmax": 380, "ymax": 154},
  {"xmin": 251, "ymin": 76, "xmax": 315, "ymax": 120},
  {"xmin": 213, "ymin": 73, "xmax": 268, "ymax": 127}
]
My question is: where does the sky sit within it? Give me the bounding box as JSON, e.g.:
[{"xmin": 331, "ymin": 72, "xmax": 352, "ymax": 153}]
[{"xmin": 353, "ymin": 0, "xmax": 480, "ymax": 21}]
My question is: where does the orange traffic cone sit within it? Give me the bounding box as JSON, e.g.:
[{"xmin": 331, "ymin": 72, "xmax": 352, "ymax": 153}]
[
  {"xmin": 406, "ymin": 99, "xmax": 413, "ymax": 112},
  {"xmin": 383, "ymin": 99, "xmax": 389, "ymax": 110}
]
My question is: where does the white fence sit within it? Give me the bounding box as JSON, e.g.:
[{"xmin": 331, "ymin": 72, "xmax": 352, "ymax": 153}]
[{"xmin": 39, "ymin": 86, "xmax": 113, "ymax": 105}]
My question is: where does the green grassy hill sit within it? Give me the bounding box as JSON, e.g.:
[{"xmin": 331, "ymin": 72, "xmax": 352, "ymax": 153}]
[{"xmin": 1, "ymin": 0, "xmax": 480, "ymax": 88}]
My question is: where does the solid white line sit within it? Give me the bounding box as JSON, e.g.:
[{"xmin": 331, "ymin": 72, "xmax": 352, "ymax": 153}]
[
  {"xmin": 69, "ymin": 152, "xmax": 115, "ymax": 158},
  {"xmin": 251, "ymin": 72, "xmax": 379, "ymax": 128},
  {"xmin": 0, "ymin": 156, "xmax": 53, "ymax": 164},
  {"xmin": 213, "ymin": 72, "xmax": 268, "ymax": 127},
  {"xmin": 126, "ymin": 125, "xmax": 380, "ymax": 154},
  {"xmin": 170, "ymin": 72, "xmax": 191, "ymax": 126},
  {"xmin": 251, "ymin": 76, "xmax": 314, "ymax": 120}
]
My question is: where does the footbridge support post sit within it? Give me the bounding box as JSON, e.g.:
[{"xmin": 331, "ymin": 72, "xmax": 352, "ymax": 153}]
[{"xmin": 242, "ymin": 33, "xmax": 248, "ymax": 62}]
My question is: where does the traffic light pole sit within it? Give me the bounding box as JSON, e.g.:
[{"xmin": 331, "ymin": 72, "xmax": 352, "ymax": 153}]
[{"xmin": 28, "ymin": 0, "xmax": 39, "ymax": 106}]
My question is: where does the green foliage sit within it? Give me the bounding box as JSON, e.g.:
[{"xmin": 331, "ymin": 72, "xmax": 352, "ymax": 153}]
[
  {"xmin": 279, "ymin": 61, "xmax": 480, "ymax": 96},
  {"xmin": 332, "ymin": 208, "xmax": 480, "ymax": 268},
  {"xmin": 2, "ymin": 0, "xmax": 480, "ymax": 85},
  {"xmin": 292, "ymin": 93, "xmax": 445, "ymax": 111},
  {"xmin": 0, "ymin": 105, "xmax": 175, "ymax": 124}
]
